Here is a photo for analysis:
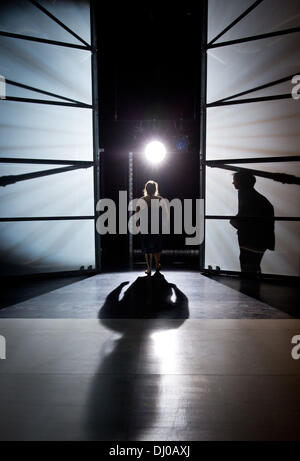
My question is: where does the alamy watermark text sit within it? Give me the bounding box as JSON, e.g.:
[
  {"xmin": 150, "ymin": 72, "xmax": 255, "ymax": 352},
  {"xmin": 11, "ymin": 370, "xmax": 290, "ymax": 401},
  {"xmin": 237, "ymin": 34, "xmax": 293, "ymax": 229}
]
[{"xmin": 96, "ymin": 192, "xmax": 204, "ymax": 246}]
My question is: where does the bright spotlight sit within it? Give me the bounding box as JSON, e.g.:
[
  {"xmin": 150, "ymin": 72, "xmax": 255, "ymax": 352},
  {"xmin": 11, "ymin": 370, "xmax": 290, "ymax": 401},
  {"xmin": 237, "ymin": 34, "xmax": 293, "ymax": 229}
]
[{"xmin": 145, "ymin": 141, "xmax": 166, "ymax": 164}]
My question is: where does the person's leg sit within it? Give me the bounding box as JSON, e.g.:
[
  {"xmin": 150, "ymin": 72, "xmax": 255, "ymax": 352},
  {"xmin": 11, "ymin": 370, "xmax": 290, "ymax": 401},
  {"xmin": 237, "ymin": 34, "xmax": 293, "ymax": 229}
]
[
  {"xmin": 145, "ymin": 253, "xmax": 152, "ymax": 274},
  {"xmin": 240, "ymin": 248, "xmax": 264, "ymax": 273},
  {"xmin": 239, "ymin": 248, "xmax": 248, "ymax": 272},
  {"xmin": 154, "ymin": 252, "xmax": 161, "ymax": 271},
  {"xmin": 252, "ymin": 251, "xmax": 264, "ymax": 273}
]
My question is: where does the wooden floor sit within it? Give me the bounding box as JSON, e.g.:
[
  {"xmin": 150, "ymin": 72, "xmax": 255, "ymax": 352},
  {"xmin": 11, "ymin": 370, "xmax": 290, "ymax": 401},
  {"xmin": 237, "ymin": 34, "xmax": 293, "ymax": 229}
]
[{"xmin": 0, "ymin": 272, "xmax": 299, "ymax": 440}]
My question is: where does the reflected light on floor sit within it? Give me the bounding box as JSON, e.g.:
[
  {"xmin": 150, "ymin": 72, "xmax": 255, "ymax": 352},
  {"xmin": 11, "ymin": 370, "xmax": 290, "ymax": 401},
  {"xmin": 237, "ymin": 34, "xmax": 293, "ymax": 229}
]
[
  {"xmin": 170, "ymin": 287, "xmax": 176, "ymax": 303},
  {"xmin": 151, "ymin": 329, "xmax": 179, "ymax": 372}
]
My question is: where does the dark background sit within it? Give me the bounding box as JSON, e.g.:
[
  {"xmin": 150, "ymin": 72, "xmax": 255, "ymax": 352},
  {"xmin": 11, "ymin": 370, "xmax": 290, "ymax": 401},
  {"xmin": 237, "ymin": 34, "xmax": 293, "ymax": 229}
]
[{"xmin": 95, "ymin": 3, "xmax": 202, "ymax": 268}]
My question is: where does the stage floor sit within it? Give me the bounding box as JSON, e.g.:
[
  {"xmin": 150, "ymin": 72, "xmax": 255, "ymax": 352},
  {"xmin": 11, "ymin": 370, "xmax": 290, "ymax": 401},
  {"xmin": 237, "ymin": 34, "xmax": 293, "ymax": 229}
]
[
  {"xmin": 0, "ymin": 271, "xmax": 292, "ymax": 319},
  {"xmin": 0, "ymin": 272, "xmax": 299, "ymax": 441}
]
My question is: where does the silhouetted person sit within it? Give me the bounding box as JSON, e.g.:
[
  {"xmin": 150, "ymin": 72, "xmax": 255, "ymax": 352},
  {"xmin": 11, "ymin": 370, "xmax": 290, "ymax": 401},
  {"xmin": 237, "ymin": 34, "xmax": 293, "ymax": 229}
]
[
  {"xmin": 230, "ymin": 172, "xmax": 275, "ymax": 274},
  {"xmin": 136, "ymin": 180, "xmax": 169, "ymax": 275}
]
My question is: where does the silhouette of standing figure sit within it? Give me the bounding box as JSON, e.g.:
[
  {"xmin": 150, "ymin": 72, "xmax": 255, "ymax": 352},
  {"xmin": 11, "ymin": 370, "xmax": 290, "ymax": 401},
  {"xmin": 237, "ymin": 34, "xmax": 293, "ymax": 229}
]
[
  {"xmin": 230, "ymin": 172, "xmax": 275, "ymax": 274},
  {"xmin": 136, "ymin": 180, "xmax": 169, "ymax": 275}
]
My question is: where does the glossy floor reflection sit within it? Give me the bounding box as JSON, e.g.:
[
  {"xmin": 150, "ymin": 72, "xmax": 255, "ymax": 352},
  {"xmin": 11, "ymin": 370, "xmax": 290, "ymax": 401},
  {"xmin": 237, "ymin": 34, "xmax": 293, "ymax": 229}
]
[
  {"xmin": 0, "ymin": 318, "xmax": 300, "ymax": 440},
  {"xmin": 0, "ymin": 271, "xmax": 292, "ymax": 318},
  {"xmin": 0, "ymin": 271, "xmax": 298, "ymax": 440}
]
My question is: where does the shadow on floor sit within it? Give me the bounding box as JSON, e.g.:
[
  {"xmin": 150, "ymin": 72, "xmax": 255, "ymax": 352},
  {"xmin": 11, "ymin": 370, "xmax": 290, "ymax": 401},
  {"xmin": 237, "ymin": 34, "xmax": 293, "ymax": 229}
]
[
  {"xmin": 85, "ymin": 272, "xmax": 189, "ymax": 440},
  {"xmin": 99, "ymin": 271, "xmax": 189, "ymax": 320},
  {"xmin": 207, "ymin": 274, "xmax": 300, "ymax": 318},
  {"xmin": 0, "ymin": 274, "xmax": 91, "ymax": 310}
]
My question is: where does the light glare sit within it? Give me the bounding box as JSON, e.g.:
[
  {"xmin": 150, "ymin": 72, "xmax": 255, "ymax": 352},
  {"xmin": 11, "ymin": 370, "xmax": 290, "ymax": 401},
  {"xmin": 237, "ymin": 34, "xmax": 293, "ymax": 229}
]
[{"xmin": 145, "ymin": 141, "xmax": 166, "ymax": 163}]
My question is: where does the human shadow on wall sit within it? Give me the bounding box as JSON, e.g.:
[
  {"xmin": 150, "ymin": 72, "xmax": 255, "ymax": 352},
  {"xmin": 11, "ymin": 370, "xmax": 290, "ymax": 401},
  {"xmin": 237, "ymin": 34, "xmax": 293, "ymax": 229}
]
[
  {"xmin": 230, "ymin": 172, "xmax": 275, "ymax": 274},
  {"xmin": 85, "ymin": 273, "xmax": 189, "ymax": 440}
]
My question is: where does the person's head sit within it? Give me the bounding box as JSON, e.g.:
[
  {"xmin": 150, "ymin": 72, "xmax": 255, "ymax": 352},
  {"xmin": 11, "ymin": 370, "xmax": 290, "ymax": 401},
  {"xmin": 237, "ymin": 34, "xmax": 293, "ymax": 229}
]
[
  {"xmin": 232, "ymin": 172, "xmax": 256, "ymax": 190},
  {"xmin": 143, "ymin": 180, "xmax": 159, "ymax": 196}
]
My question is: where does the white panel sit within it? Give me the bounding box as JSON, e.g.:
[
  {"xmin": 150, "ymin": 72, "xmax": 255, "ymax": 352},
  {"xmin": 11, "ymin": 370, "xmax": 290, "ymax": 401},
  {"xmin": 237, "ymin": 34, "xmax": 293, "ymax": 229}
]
[
  {"xmin": 0, "ymin": 36, "xmax": 91, "ymax": 104},
  {"xmin": 206, "ymin": 162, "xmax": 300, "ymax": 217},
  {"xmin": 206, "ymin": 0, "xmax": 300, "ymax": 276},
  {"xmin": 0, "ymin": 0, "xmax": 90, "ymax": 45},
  {"xmin": 207, "ymin": 99, "xmax": 300, "ymax": 160},
  {"xmin": 0, "ymin": 101, "xmax": 93, "ymax": 160},
  {"xmin": 39, "ymin": 0, "xmax": 91, "ymax": 45},
  {"xmin": 205, "ymin": 220, "xmax": 300, "ymax": 276},
  {"xmin": 262, "ymin": 221, "xmax": 300, "ymax": 276},
  {"xmin": 0, "ymin": 220, "xmax": 95, "ymax": 275},
  {"xmin": 0, "ymin": 163, "xmax": 94, "ymax": 217},
  {"xmin": 217, "ymin": 0, "xmax": 300, "ymax": 42},
  {"xmin": 206, "ymin": 219, "xmax": 240, "ymax": 271},
  {"xmin": 0, "ymin": 0, "xmax": 95, "ymax": 275},
  {"xmin": 208, "ymin": 0, "xmax": 253, "ymax": 43},
  {"xmin": 207, "ymin": 35, "xmax": 300, "ymax": 103}
]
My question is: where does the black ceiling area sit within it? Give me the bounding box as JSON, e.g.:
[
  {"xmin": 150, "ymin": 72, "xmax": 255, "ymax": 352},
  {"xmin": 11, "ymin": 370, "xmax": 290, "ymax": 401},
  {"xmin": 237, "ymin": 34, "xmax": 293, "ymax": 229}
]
[{"xmin": 98, "ymin": 3, "xmax": 200, "ymax": 123}]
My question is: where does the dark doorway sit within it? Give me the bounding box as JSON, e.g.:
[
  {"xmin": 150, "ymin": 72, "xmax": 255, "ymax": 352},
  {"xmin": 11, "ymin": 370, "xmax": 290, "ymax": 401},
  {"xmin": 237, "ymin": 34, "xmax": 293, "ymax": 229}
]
[{"xmin": 97, "ymin": 3, "xmax": 201, "ymax": 269}]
